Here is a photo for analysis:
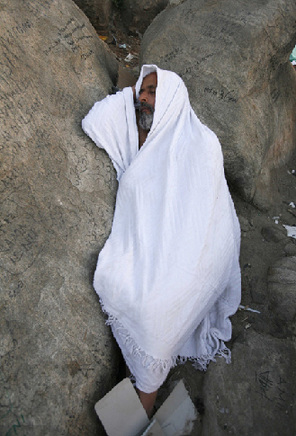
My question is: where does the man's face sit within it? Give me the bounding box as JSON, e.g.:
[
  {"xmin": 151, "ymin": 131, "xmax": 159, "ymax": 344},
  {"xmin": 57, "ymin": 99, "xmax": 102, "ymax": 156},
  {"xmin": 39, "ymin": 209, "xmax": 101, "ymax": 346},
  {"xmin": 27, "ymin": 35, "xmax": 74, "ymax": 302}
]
[
  {"xmin": 139, "ymin": 72, "xmax": 157, "ymax": 108},
  {"xmin": 137, "ymin": 72, "xmax": 157, "ymax": 131}
]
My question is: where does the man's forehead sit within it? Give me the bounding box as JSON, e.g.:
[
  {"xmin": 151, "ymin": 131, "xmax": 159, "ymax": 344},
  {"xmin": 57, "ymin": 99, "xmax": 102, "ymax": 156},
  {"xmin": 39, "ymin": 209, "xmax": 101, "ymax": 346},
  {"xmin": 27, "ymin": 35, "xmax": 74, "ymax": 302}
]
[{"xmin": 140, "ymin": 72, "xmax": 157, "ymax": 88}]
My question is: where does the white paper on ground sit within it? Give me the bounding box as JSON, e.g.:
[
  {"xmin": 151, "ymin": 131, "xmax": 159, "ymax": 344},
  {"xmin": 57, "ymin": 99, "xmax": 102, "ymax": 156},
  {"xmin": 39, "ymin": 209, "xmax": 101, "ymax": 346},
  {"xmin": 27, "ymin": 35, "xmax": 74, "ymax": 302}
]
[
  {"xmin": 95, "ymin": 378, "xmax": 198, "ymax": 436},
  {"xmin": 153, "ymin": 380, "xmax": 197, "ymax": 436},
  {"xmin": 283, "ymin": 225, "xmax": 296, "ymax": 239},
  {"xmin": 141, "ymin": 419, "xmax": 165, "ymax": 436},
  {"xmin": 95, "ymin": 378, "xmax": 149, "ymax": 436}
]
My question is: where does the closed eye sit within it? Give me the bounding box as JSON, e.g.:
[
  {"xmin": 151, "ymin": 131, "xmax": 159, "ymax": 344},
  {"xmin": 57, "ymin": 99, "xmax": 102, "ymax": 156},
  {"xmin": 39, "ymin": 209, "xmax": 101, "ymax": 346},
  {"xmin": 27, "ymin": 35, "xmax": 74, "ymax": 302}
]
[{"xmin": 139, "ymin": 86, "xmax": 156, "ymax": 95}]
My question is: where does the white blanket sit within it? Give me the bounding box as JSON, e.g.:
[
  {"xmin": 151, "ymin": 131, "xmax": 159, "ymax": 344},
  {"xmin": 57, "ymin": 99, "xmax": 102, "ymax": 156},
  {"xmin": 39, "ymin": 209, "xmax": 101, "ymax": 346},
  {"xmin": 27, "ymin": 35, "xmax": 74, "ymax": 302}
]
[{"xmin": 82, "ymin": 65, "xmax": 241, "ymax": 393}]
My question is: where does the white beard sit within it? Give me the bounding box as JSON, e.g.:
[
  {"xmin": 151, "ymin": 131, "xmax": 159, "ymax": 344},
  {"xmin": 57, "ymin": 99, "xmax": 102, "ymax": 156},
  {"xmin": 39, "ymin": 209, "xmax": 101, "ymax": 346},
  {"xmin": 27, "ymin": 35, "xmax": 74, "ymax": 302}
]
[{"xmin": 138, "ymin": 111, "xmax": 154, "ymax": 131}]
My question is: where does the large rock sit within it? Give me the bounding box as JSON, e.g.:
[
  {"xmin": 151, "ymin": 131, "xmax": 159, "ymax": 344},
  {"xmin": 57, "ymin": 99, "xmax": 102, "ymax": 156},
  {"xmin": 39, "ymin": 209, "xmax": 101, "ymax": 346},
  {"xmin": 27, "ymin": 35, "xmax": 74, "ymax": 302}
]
[
  {"xmin": 202, "ymin": 331, "xmax": 296, "ymax": 435},
  {"xmin": 0, "ymin": 1, "xmax": 119, "ymax": 434},
  {"xmin": 140, "ymin": 0, "xmax": 296, "ymax": 208}
]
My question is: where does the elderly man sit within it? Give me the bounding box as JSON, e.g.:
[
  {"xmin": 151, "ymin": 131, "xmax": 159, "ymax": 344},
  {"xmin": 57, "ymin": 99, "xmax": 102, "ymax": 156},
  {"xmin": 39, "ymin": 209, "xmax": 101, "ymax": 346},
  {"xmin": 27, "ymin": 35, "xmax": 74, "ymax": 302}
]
[{"xmin": 82, "ymin": 65, "xmax": 241, "ymax": 417}]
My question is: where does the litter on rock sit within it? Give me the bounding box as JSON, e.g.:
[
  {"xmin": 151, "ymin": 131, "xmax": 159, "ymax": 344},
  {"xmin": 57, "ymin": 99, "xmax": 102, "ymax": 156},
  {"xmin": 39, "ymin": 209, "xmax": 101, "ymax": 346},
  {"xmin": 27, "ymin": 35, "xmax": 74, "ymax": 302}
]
[
  {"xmin": 239, "ymin": 304, "xmax": 261, "ymax": 314},
  {"xmin": 95, "ymin": 378, "xmax": 197, "ymax": 436},
  {"xmin": 289, "ymin": 202, "xmax": 296, "ymax": 208},
  {"xmin": 118, "ymin": 43, "xmax": 127, "ymax": 49},
  {"xmin": 283, "ymin": 225, "xmax": 296, "ymax": 239},
  {"xmin": 124, "ymin": 53, "xmax": 134, "ymax": 62}
]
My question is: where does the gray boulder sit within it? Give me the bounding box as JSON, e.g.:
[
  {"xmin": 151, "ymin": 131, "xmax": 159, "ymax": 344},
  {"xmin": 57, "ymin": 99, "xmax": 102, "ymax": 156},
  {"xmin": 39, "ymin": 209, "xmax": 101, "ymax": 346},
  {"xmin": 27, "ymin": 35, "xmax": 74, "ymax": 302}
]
[
  {"xmin": 0, "ymin": 0, "xmax": 119, "ymax": 435},
  {"xmin": 202, "ymin": 331, "xmax": 296, "ymax": 435},
  {"xmin": 140, "ymin": 0, "xmax": 296, "ymax": 208}
]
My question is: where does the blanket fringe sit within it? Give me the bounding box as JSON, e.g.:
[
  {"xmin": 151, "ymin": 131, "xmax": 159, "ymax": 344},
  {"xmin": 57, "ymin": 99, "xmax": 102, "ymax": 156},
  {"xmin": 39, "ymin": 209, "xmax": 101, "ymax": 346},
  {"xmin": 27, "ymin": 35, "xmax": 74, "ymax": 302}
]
[{"xmin": 101, "ymin": 299, "xmax": 232, "ymax": 373}]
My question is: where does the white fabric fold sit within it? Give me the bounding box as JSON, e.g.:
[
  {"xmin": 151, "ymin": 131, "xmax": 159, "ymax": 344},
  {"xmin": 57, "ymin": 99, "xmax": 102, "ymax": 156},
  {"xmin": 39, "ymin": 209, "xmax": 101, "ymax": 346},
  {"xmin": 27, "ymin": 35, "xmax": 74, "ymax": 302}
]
[{"xmin": 82, "ymin": 65, "xmax": 241, "ymax": 393}]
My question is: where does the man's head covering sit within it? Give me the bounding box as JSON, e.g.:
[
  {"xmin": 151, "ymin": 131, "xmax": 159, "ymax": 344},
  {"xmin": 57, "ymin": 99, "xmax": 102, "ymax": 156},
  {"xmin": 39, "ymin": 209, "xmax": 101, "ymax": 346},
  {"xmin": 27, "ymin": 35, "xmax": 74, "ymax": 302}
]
[{"xmin": 135, "ymin": 65, "xmax": 191, "ymax": 149}]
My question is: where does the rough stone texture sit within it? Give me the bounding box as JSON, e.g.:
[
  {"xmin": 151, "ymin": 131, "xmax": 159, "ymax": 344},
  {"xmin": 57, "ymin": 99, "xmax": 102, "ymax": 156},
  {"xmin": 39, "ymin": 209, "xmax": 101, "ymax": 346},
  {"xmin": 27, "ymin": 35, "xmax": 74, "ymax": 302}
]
[
  {"xmin": 73, "ymin": 0, "xmax": 112, "ymax": 35},
  {"xmin": 140, "ymin": 0, "xmax": 296, "ymax": 208},
  {"xmin": 261, "ymin": 225, "xmax": 286, "ymax": 243},
  {"xmin": 284, "ymin": 241, "xmax": 296, "ymax": 256},
  {"xmin": 169, "ymin": 0, "xmax": 185, "ymax": 5},
  {"xmin": 268, "ymin": 256, "xmax": 296, "ymax": 323},
  {"xmin": 121, "ymin": 0, "xmax": 169, "ymax": 35},
  {"xmin": 201, "ymin": 330, "xmax": 296, "ymax": 435},
  {"xmin": 0, "ymin": 0, "xmax": 119, "ymax": 435}
]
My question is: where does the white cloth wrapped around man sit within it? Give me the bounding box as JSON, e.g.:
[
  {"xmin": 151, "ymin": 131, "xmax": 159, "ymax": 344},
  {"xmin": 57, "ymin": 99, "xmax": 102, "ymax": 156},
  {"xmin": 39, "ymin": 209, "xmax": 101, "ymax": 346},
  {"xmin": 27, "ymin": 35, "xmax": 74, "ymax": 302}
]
[{"xmin": 82, "ymin": 64, "xmax": 241, "ymax": 394}]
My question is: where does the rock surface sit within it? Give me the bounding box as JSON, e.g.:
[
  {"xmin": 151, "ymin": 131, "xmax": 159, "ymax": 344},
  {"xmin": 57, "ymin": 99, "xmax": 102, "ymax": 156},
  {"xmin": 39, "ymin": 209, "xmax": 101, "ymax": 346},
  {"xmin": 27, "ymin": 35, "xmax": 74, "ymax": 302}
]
[
  {"xmin": 0, "ymin": 0, "xmax": 119, "ymax": 435},
  {"xmin": 140, "ymin": 0, "xmax": 296, "ymax": 208},
  {"xmin": 202, "ymin": 331, "xmax": 296, "ymax": 435},
  {"xmin": 268, "ymin": 256, "xmax": 296, "ymax": 324}
]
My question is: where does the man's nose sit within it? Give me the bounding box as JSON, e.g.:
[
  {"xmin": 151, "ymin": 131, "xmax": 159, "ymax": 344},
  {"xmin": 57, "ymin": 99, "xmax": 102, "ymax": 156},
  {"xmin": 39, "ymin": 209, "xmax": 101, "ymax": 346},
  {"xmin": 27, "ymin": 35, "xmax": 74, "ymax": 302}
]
[{"xmin": 139, "ymin": 92, "xmax": 148, "ymax": 102}]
